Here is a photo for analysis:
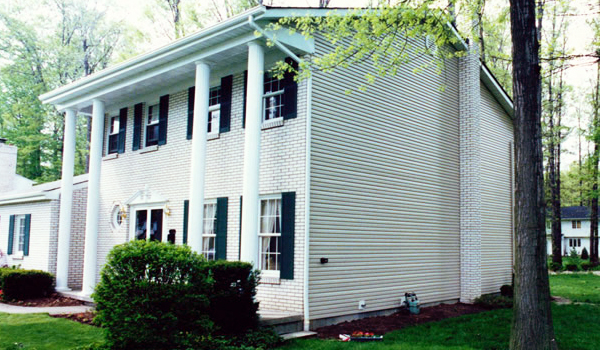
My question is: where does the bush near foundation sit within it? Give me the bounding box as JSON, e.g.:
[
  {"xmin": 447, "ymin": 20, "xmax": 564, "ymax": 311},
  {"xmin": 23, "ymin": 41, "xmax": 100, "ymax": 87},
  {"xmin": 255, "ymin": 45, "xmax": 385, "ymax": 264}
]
[
  {"xmin": 93, "ymin": 241, "xmax": 267, "ymax": 350},
  {"xmin": 207, "ymin": 260, "xmax": 260, "ymax": 335},
  {"xmin": 0, "ymin": 267, "xmax": 54, "ymax": 301},
  {"xmin": 581, "ymin": 247, "xmax": 590, "ymax": 260},
  {"xmin": 93, "ymin": 240, "xmax": 212, "ymax": 350}
]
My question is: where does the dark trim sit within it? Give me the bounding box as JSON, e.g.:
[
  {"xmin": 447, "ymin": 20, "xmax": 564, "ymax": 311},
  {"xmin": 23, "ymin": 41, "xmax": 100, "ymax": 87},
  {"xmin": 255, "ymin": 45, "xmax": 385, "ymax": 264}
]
[
  {"xmin": 23, "ymin": 214, "xmax": 31, "ymax": 256},
  {"xmin": 133, "ymin": 103, "xmax": 143, "ymax": 151},
  {"xmin": 187, "ymin": 87, "xmax": 195, "ymax": 140},
  {"xmin": 7, "ymin": 215, "xmax": 14, "ymax": 255},
  {"xmin": 216, "ymin": 197, "xmax": 228, "ymax": 260},
  {"xmin": 280, "ymin": 192, "xmax": 296, "ymax": 280},
  {"xmin": 183, "ymin": 200, "xmax": 189, "ymax": 245},
  {"xmin": 220, "ymin": 75, "xmax": 233, "ymax": 133},
  {"xmin": 158, "ymin": 94, "xmax": 169, "ymax": 145},
  {"xmin": 117, "ymin": 108, "xmax": 127, "ymax": 154}
]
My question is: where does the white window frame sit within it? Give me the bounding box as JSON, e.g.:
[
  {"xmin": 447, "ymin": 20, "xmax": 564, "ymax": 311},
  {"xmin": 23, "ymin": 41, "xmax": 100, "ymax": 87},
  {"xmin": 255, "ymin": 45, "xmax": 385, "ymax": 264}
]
[
  {"xmin": 207, "ymin": 85, "xmax": 221, "ymax": 138},
  {"xmin": 146, "ymin": 103, "xmax": 160, "ymax": 147},
  {"xmin": 12, "ymin": 214, "xmax": 27, "ymax": 258},
  {"xmin": 262, "ymin": 73, "xmax": 284, "ymax": 128},
  {"xmin": 257, "ymin": 194, "xmax": 282, "ymax": 278},
  {"xmin": 202, "ymin": 200, "xmax": 217, "ymax": 261},
  {"xmin": 129, "ymin": 204, "xmax": 168, "ymax": 243},
  {"xmin": 107, "ymin": 116, "xmax": 120, "ymax": 154},
  {"xmin": 110, "ymin": 205, "xmax": 126, "ymax": 232}
]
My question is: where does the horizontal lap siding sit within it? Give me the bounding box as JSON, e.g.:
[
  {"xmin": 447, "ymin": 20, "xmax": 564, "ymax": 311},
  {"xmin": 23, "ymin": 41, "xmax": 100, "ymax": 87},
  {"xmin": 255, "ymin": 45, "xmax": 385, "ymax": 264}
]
[
  {"xmin": 480, "ymin": 82, "xmax": 514, "ymax": 294},
  {"xmin": 309, "ymin": 36, "xmax": 460, "ymax": 320}
]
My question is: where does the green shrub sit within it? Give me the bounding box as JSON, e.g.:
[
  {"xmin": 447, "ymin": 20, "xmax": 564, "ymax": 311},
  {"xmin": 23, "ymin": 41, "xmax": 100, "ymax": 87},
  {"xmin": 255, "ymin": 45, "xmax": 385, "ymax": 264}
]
[
  {"xmin": 581, "ymin": 247, "xmax": 590, "ymax": 260},
  {"xmin": 549, "ymin": 262, "xmax": 563, "ymax": 272},
  {"xmin": 0, "ymin": 268, "xmax": 54, "ymax": 301},
  {"xmin": 93, "ymin": 240, "xmax": 213, "ymax": 350},
  {"xmin": 474, "ymin": 294, "xmax": 513, "ymax": 309},
  {"xmin": 208, "ymin": 260, "xmax": 260, "ymax": 335},
  {"xmin": 209, "ymin": 328, "xmax": 282, "ymax": 349},
  {"xmin": 582, "ymin": 261, "xmax": 592, "ymax": 271},
  {"xmin": 500, "ymin": 284, "xmax": 513, "ymax": 298},
  {"xmin": 565, "ymin": 263, "xmax": 579, "ymax": 271}
]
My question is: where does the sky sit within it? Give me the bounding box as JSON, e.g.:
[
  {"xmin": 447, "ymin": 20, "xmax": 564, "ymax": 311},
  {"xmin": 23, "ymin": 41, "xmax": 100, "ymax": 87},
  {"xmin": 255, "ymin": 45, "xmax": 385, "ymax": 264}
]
[{"xmin": 99, "ymin": 0, "xmax": 599, "ymax": 170}]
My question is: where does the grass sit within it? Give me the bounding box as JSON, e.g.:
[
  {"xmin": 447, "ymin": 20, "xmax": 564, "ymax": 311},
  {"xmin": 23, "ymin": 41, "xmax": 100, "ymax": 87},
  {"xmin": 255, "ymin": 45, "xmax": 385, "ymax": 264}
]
[
  {"xmin": 280, "ymin": 274, "xmax": 600, "ymax": 350},
  {"xmin": 0, "ymin": 313, "xmax": 105, "ymax": 350},
  {"xmin": 281, "ymin": 304, "xmax": 600, "ymax": 350},
  {"xmin": 550, "ymin": 273, "xmax": 600, "ymax": 303}
]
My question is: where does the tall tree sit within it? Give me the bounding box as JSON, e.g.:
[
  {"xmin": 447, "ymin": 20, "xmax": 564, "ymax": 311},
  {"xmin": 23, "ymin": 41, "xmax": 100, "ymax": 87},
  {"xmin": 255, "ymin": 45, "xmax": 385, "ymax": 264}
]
[
  {"xmin": 509, "ymin": 0, "xmax": 557, "ymax": 347},
  {"xmin": 589, "ymin": 60, "xmax": 600, "ymax": 264}
]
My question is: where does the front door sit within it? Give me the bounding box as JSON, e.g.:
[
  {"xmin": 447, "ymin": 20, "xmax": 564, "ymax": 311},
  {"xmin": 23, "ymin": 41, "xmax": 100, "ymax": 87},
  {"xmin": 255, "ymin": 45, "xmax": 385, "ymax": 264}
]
[{"xmin": 134, "ymin": 208, "xmax": 163, "ymax": 241}]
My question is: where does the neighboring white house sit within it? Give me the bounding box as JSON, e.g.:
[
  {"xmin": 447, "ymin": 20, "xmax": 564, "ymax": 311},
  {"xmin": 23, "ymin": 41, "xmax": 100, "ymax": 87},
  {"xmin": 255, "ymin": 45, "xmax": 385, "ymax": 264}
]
[
  {"xmin": 35, "ymin": 6, "xmax": 514, "ymax": 330},
  {"xmin": 0, "ymin": 140, "xmax": 88, "ymax": 290},
  {"xmin": 547, "ymin": 206, "xmax": 598, "ymax": 256}
]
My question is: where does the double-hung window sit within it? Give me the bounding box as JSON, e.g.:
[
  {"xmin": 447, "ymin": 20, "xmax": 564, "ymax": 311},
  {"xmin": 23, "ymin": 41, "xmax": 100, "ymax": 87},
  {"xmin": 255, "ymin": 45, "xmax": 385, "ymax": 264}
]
[
  {"xmin": 14, "ymin": 215, "xmax": 26, "ymax": 254},
  {"xmin": 263, "ymin": 73, "xmax": 284, "ymax": 124},
  {"xmin": 202, "ymin": 201, "xmax": 217, "ymax": 261},
  {"xmin": 208, "ymin": 86, "xmax": 221, "ymax": 136},
  {"xmin": 258, "ymin": 197, "xmax": 282, "ymax": 276},
  {"xmin": 107, "ymin": 116, "xmax": 120, "ymax": 154},
  {"xmin": 146, "ymin": 104, "xmax": 160, "ymax": 146},
  {"xmin": 572, "ymin": 220, "xmax": 581, "ymax": 229}
]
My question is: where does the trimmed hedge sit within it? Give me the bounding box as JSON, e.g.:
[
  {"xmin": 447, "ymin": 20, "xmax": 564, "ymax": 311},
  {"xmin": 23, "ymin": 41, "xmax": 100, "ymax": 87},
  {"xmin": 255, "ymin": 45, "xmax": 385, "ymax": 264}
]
[
  {"xmin": 93, "ymin": 240, "xmax": 262, "ymax": 350},
  {"xmin": 93, "ymin": 240, "xmax": 213, "ymax": 350},
  {"xmin": 207, "ymin": 260, "xmax": 259, "ymax": 335},
  {"xmin": 0, "ymin": 268, "xmax": 54, "ymax": 301}
]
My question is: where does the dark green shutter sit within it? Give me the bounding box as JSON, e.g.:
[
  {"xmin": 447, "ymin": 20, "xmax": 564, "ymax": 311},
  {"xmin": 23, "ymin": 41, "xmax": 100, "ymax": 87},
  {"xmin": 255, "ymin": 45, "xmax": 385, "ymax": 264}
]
[
  {"xmin": 220, "ymin": 75, "xmax": 233, "ymax": 133},
  {"xmin": 242, "ymin": 70, "xmax": 247, "ymax": 128},
  {"xmin": 216, "ymin": 197, "xmax": 228, "ymax": 260},
  {"xmin": 118, "ymin": 108, "xmax": 127, "ymax": 154},
  {"xmin": 158, "ymin": 94, "xmax": 169, "ymax": 145},
  {"xmin": 280, "ymin": 192, "xmax": 296, "ymax": 279},
  {"xmin": 23, "ymin": 214, "xmax": 31, "ymax": 256},
  {"xmin": 187, "ymin": 87, "xmax": 195, "ymax": 140},
  {"xmin": 282, "ymin": 58, "xmax": 298, "ymax": 120},
  {"xmin": 133, "ymin": 103, "xmax": 143, "ymax": 151},
  {"xmin": 238, "ymin": 196, "xmax": 243, "ymax": 260},
  {"xmin": 7, "ymin": 215, "xmax": 14, "ymax": 255},
  {"xmin": 183, "ymin": 200, "xmax": 189, "ymax": 245}
]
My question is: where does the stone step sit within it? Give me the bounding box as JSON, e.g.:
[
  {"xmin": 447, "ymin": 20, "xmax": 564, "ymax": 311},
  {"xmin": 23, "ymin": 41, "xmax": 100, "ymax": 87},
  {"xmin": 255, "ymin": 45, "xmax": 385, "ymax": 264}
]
[{"xmin": 282, "ymin": 331, "xmax": 318, "ymax": 340}]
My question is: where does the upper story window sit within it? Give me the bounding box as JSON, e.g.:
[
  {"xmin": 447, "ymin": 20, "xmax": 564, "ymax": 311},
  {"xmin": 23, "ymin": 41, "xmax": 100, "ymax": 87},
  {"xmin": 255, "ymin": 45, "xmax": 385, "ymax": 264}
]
[
  {"xmin": 146, "ymin": 104, "xmax": 160, "ymax": 146},
  {"xmin": 258, "ymin": 197, "xmax": 282, "ymax": 275},
  {"xmin": 202, "ymin": 201, "xmax": 217, "ymax": 261},
  {"xmin": 208, "ymin": 86, "xmax": 221, "ymax": 135},
  {"xmin": 263, "ymin": 73, "xmax": 284, "ymax": 123},
  {"xmin": 107, "ymin": 116, "xmax": 120, "ymax": 154},
  {"xmin": 572, "ymin": 220, "xmax": 581, "ymax": 229}
]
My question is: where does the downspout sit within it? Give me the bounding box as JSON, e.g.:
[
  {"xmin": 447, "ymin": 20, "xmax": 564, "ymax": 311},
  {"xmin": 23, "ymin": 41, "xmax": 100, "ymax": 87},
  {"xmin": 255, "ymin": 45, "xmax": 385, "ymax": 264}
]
[{"xmin": 248, "ymin": 15, "xmax": 312, "ymax": 332}]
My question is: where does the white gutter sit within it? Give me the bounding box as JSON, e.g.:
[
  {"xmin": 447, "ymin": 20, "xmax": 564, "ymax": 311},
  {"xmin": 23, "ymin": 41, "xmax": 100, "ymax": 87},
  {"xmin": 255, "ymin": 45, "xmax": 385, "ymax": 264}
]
[
  {"xmin": 248, "ymin": 13, "xmax": 311, "ymax": 331},
  {"xmin": 0, "ymin": 192, "xmax": 57, "ymax": 206}
]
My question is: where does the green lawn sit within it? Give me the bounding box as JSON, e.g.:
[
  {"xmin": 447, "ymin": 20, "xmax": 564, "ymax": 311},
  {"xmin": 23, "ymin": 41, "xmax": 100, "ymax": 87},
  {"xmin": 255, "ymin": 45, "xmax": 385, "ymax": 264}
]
[
  {"xmin": 0, "ymin": 313, "xmax": 105, "ymax": 350},
  {"xmin": 550, "ymin": 273, "xmax": 600, "ymax": 303},
  {"xmin": 281, "ymin": 274, "xmax": 600, "ymax": 350}
]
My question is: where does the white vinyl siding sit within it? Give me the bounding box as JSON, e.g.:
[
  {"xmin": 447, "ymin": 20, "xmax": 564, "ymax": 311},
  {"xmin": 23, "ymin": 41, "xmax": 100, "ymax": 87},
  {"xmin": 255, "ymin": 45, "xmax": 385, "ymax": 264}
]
[
  {"xmin": 309, "ymin": 35, "xmax": 461, "ymax": 321},
  {"xmin": 480, "ymin": 82, "xmax": 514, "ymax": 294}
]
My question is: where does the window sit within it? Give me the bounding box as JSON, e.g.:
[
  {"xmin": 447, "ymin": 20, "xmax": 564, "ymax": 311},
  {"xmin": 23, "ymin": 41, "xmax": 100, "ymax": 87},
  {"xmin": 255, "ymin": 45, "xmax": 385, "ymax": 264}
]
[
  {"xmin": 258, "ymin": 197, "xmax": 282, "ymax": 275},
  {"xmin": 263, "ymin": 73, "xmax": 284, "ymax": 123},
  {"xmin": 14, "ymin": 215, "xmax": 26, "ymax": 254},
  {"xmin": 208, "ymin": 86, "xmax": 221, "ymax": 135},
  {"xmin": 569, "ymin": 238, "xmax": 582, "ymax": 247},
  {"xmin": 108, "ymin": 116, "xmax": 120, "ymax": 154},
  {"xmin": 146, "ymin": 104, "xmax": 160, "ymax": 146},
  {"xmin": 134, "ymin": 208, "xmax": 163, "ymax": 241},
  {"xmin": 110, "ymin": 205, "xmax": 125, "ymax": 231},
  {"xmin": 572, "ymin": 220, "xmax": 582, "ymax": 229},
  {"xmin": 202, "ymin": 202, "xmax": 217, "ymax": 260}
]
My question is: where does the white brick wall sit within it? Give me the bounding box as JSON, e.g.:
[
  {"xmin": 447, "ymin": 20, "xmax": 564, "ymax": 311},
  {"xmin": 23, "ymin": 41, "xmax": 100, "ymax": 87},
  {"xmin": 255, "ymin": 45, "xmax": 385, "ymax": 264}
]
[
  {"xmin": 459, "ymin": 41, "xmax": 482, "ymax": 302},
  {"xmin": 97, "ymin": 69, "xmax": 306, "ymax": 313}
]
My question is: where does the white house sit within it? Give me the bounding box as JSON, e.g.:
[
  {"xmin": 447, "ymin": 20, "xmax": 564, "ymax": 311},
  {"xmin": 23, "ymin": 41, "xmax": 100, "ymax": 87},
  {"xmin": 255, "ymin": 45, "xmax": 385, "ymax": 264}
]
[
  {"xmin": 0, "ymin": 140, "xmax": 88, "ymax": 289},
  {"xmin": 35, "ymin": 6, "xmax": 514, "ymax": 330},
  {"xmin": 547, "ymin": 206, "xmax": 598, "ymax": 256}
]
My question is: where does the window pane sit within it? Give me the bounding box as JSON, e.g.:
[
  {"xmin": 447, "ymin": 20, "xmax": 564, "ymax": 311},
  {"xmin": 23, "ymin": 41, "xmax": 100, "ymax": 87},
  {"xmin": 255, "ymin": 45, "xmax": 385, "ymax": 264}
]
[
  {"xmin": 202, "ymin": 203, "xmax": 217, "ymax": 260},
  {"xmin": 149, "ymin": 209, "xmax": 163, "ymax": 241},
  {"xmin": 18, "ymin": 217, "xmax": 25, "ymax": 252},
  {"xmin": 258, "ymin": 198, "xmax": 282, "ymax": 271},
  {"xmin": 135, "ymin": 210, "xmax": 147, "ymax": 240},
  {"xmin": 209, "ymin": 86, "xmax": 221, "ymax": 106},
  {"xmin": 264, "ymin": 94, "xmax": 283, "ymax": 121},
  {"xmin": 261, "ymin": 236, "xmax": 280, "ymax": 271},
  {"xmin": 148, "ymin": 105, "xmax": 159, "ymax": 124},
  {"xmin": 203, "ymin": 236, "xmax": 215, "ymax": 261}
]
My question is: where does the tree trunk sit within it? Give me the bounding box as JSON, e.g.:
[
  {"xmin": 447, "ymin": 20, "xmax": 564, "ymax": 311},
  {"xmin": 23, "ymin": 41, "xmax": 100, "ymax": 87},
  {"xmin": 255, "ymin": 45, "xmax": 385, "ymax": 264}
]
[
  {"xmin": 591, "ymin": 62, "xmax": 600, "ymax": 264},
  {"xmin": 509, "ymin": 0, "xmax": 557, "ymax": 349}
]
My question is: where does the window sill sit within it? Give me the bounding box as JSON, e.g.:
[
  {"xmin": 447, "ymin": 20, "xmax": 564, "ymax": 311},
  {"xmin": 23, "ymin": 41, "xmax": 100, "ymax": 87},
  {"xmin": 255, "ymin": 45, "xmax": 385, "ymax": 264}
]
[
  {"xmin": 260, "ymin": 276, "xmax": 281, "ymax": 285},
  {"xmin": 140, "ymin": 145, "xmax": 159, "ymax": 154},
  {"xmin": 262, "ymin": 118, "xmax": 284, "ymax": 130},
  {"xmin": 11, "ymin": 254, "xmax": 24, "ymax": 260},
  {"xmin": 207, "ymin": 132, "xmax": 220, "ymax": 141},
  {"xmin": 103, "ymin": 153, "xmax": 118, "ymax": 161}
]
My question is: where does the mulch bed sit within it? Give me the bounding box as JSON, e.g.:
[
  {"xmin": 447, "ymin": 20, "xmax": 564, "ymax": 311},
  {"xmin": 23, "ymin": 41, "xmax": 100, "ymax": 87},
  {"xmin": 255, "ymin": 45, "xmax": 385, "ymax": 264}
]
[
  {"xmin": 315, "ymin": 302, "xmax": 497, "ymax": 339},
  {"xmin": 1, "ymin": 293, "xmax": 85, "ymax": 307},
  {"xmin": 52, "ymin": 311, "xmax": 97, "ymax": 326}
]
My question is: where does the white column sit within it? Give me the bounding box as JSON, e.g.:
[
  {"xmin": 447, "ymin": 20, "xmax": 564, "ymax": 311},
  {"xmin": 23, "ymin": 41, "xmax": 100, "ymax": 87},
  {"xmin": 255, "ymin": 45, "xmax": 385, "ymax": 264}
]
[
  {"xmin": 240, "ymin": 42, "xmax": 264, "ymax": 266},
  {"xmin": 188, "ymin": 62, "xmax": 210, "ymax": 252},
  {"xmin": 82, "ymin": 99, "xmax": 105, "ymax": 296},
  {"xmin": 56, "ymin": 108, "xmax": 77, "ymax": 291}
]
